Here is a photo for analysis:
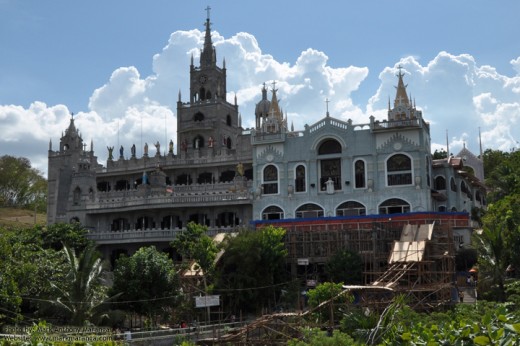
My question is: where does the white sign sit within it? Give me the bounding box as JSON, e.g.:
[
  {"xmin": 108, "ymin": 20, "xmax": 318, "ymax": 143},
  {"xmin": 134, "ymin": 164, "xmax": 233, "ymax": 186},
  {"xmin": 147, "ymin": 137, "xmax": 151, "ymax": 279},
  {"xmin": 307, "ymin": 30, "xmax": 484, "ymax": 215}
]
[
  {"xmin": 297, "ymin": 258, "xmax": 309, "ymax": 265},
  {"xmin": 195, "ymin": 295, "xmax": 220, "ymax": 308}
]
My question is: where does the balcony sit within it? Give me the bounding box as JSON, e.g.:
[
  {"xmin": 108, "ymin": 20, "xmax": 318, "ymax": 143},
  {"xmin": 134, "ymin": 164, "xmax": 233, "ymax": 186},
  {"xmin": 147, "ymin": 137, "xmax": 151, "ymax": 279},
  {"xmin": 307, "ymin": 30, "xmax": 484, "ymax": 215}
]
[{"xmin": 86, "ymin": 226, "xmax": 237, "ymax": 245}]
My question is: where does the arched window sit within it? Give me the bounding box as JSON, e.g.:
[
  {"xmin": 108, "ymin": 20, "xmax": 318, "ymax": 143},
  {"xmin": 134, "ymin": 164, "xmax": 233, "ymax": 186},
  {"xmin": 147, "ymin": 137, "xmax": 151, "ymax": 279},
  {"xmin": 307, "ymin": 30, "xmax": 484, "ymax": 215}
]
[
  {"xmin": 354, "ymin": 160, "xmax": 366, "ymax": 188},
  {"xmin": 263, "ymin": 165, "xmax": 278, "ymax": 194},
  {"xmin": 73, "ymin": 187, "xmax": 81, "ymax": 205},
  {"xmin": 206, "ymin": 90, "xmax": 212, "ymax": 100},
  {"xmin": 199, "ymin": 87, "xmax": 206, "ymax": 100},
  {"xmin": 295, "ymin": 165, "xmax": 306, "ymax": 192},
  {"xmin": 387, "ymin": 154, "xmax": 412, "ymax": 186},
  {"xmin": 296, "ymin": 203, "xmax": 324, "ymax": 218},
  {"xmin": 450, "ymin": 178, "xmax": 457, "ymax": 191},
  {"xmin": 318, "ymin": 139, "xmax": 342, "ymax": 155},
  {"xmin": 226, "ymin": 137, "xmax": 232, "ymax": 149},
  {"xmin": 318, "ymin": 139, "xmax": 342, "ymax": 190},
  {"xmin": 70, "ymin": 216, "xmax": 80, "ymax": 224},
  {"xmin": 194, "ymin": 112, "xmax": 204, "ymax": 121},
  {"xmin": 434, "ymin": 176, "xmax": 446, "ymax": 190},
  {"xmin": 226, "ymin": 114, "xmax": 232, "ymax": 126},
  {"xmin": 193, "ymin": 135, "xmax": 204, "ymax": 149},
  {"xmin": 379, "ymin": 198, "xmax": 410, "ymax": 214},
  {"xmin": 262, "ymin": 206, "xmax": 284, "ymax": 220},
  {"xmin": 336, "ymin": 201, "xmax": 366, "ymax": 216}
]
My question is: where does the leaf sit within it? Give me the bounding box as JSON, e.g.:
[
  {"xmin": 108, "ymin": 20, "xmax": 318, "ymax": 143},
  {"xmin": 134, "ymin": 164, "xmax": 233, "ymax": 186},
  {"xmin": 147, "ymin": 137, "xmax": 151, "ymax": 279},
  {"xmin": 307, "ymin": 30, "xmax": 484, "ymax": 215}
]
[
  {"xmin": 473, "ymin": 335, "xmax": 491, "ymax": 345},
  {"xmin": 401, "ymin": 332, "xmax": 412, "ymax": 341}
]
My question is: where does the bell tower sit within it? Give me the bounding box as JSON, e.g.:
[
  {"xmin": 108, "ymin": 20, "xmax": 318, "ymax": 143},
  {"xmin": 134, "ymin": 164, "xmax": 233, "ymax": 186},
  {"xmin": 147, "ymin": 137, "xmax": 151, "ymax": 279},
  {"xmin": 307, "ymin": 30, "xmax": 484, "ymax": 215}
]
[{"xmin": 177, "ymin": 8, "xmax": 240, "ymax": 157}]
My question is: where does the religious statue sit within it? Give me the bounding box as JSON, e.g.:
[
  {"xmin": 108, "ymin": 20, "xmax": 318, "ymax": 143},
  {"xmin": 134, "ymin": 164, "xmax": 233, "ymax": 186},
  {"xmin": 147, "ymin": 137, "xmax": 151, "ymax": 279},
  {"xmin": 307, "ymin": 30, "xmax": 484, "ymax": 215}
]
[
  {"xmin": 208, "ymin": 136, "xmax": 214, "ymax": 148},
  {"xmin": 236, "ymin": 162, "xmax": 244, "ymax": 177},
  {"xmin": 169, "ymin": 139, "xmax": 174, "ymax": 154},
  {"xmin": 119, "ymin": 145, "xmax": 124, "ymax": 158},
  {"xmin": 142, "ymin": 171, "xmax": 148, "ymax": 185},
  {"xmin": 107, "ymin": 146, "xmax": 114, "ymax": 160},
  {"xmin": 181, "ymin": 139, "xmax": 187, "ymax": 152},
  {"xmin": 155, "ymin": 141, "xmax": 160, "ymax": 155},
  {"xmin": 131, "ymin": 144, "xmax": 136, "ymax": 157},
  {"xmin": 144, "ymin": 142, "xmax": 148, "ymax": 156},
  {"xmin": 195, "ymin": 137, "xmax": 200, "ymax": 149}
]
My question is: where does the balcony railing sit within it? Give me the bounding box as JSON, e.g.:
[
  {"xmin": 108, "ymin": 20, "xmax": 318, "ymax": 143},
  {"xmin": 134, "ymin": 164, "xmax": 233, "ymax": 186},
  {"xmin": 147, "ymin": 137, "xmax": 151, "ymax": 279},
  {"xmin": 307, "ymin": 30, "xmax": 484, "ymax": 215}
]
[{"xmin": 86, "ymin": 226, "xmax": 238, "ymax": 244}]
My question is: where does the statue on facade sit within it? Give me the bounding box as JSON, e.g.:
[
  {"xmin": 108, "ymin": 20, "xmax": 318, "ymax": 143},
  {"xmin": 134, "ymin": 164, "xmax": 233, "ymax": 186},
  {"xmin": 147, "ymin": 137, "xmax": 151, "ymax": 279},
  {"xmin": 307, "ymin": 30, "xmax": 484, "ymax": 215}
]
[
  {"xmin": 107, "ymin": 146, "xmax": 114, "ymax": 160},
  {"xmin": 208, "ymin": 136, "xmax": 214, "ymax": 148},
  {"xmin": 169, "ymin": 139, "xmax": 174, "ymax": 154},
  {"xmin": 119, "ymin": 145, "xmax": 124, "ymax": 158},
  {"xmin": 326, "ymin": 177, "xmax": 335, "ymax": 194},
  {"xmin": 131, "ymin": 144, "xmax": 136, "ymax": 157},
  {"xmin": 144, "ymin": 142, "xmax": 148, "ymax": 156},
  {"xmin": 236, "ymin": 162, "xmax": 244, "ymax": 177},
  {"xmin": 155, "ymin": 141, "xmax": 160, "ymax": 156},
  {"xmin": 181, "ymin": 139, "xmax": 187, "ymax": 152}
]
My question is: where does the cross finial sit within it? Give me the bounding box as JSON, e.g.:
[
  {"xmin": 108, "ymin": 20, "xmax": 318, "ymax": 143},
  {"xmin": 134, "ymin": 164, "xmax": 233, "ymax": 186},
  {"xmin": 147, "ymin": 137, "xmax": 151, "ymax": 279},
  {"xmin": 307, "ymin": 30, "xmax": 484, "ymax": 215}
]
[
  {"xmin": 397, "ymin": 64, "xmax": 404, "ymax": 77},
  {"xmin": 70, "ymin": 111, "xmax": 74, "ymax": 119},
  {"xmin": 325, "ymin": 98, "xmax": 330, "ymax": 117},
  {"xmin": 205, "ymin": 5, "xmax": 211, "ymax": 20},
  {"xmin": 271, "ymin": 80, "xmax": 277, "ymax": 92}
]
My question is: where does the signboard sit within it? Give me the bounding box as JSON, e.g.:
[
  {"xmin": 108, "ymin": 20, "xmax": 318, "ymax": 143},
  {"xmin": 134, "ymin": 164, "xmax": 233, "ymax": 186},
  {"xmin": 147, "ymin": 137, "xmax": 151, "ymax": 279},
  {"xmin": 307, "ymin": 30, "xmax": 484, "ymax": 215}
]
[
  {"xmin": 306, "ymin": 280, "xmax": 317, "ymax": 287},
  {"xmin": 195, "ymin": 295, "xmax": 220, "ymax": 308},
  {"xmin": 297, "ymin": 258, "xmax": 309, "ymax": 266}
]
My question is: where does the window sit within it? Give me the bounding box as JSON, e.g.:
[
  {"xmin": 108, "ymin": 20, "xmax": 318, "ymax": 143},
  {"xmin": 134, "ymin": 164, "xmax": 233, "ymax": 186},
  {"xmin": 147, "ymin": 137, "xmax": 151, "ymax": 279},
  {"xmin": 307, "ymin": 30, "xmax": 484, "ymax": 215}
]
[
  {"xmin": 73, "ymin": 187, "xmax": 81, "ymax": 205},
  {"xmin": 262, "ymin": 206, "xmax": 284, "ymax": 220},
  {"xmin": 434, "ymin": 176, "xmax": 446, "ymax": 190},
  {"xmin": 354, "ymin": 160, "xmax": 366, "ymax": 188},
  {"xmin": 336, "ymin": 201, "xmax": 366, "ymax": 216},
  {"xmin": 295, "ymin": 203, "xmax": 324, "ymax": 218},
  {"xmin": 219, "ymin": 170, "xmax": 235, "ymax": 183},
  {"xmin": 450, "ymin": 178, "xmax": 457, "ymax": 192},
  {"xmin": 295, "ymin": 165, "xmax": 306, "ymax": 192},
  {"xmin": 320, "ymin": 159, "xmax": 341, "ymax": 190},
  {"xmin": 216, "ymin": 212, "xmax": 238, "ymax": 227},
  {"xmin": 115, "ymin": 180, "xmax": 130, "ymax": 191},
  {"xmin": 387, "ymin": 154, "xmax": 412, "ymax": 186},
  {"xmin": 438, "ymin": 206, "xmax": 447, "ymax": 212},
  {"xmin": 263, "ymin": 165, "xmax": 278, "ymax": 194},
  {"xmin": 226, "ymin": 114, "xmax": 232, "ymax": 126},
  {"xmin": 318, "ymin": 139, "xmax": 342, "ymax": 155},
  {"xmin": 379, "ymin": 198, "xmax": 410, "ymax": 214},
  {"xmin": 197, "ymin": 172, "xmax": 213, "ymax": 184},
  {"xmin": 194, "ymin": 112, "xmax": 204, "ymax": 121},
  {"xmin": 193, "ymin": 135, "xmax": 204, "ymax": 149}
]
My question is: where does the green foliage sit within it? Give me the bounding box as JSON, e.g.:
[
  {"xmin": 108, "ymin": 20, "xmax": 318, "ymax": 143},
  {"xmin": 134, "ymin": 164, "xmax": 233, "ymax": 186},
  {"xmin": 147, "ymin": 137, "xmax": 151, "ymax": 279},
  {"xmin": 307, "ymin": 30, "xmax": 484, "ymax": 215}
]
[
  {"xmin": 171, "ymin": 221, "xmax": 218, "ymax": 276},
  {"xmin": 483, "ymin": 148, "xmax": 520, "ymax": 202},
  {"xmin": 307, "ymin": 282, "xmax": 349, "ymax": 323},
  {"xmin": 287, "ymin": 327, "xmax": 356, "ymax": 346},
  {"xmin": 215, "ymin": 226, "xmax": 288, "ymax": 313},
  {"xmin": 475, "ymin": 195, "xmax": 520, "ymax": 301},
  {"xmin": 325, "ymin": 249, "xmax": 363, "ymax": 285},
  {"xmin": 0, "ymin": 155, "xmax": 47, "ymax": 212},
  {"xmin": 111, "ymin": 246, "xmax": 179, "ymax": 321},
  {"xmin": 379, "ymin": 303, "xmax": 520, "ymax": 345},
  {"xmin": 50, "ymin": 243, "xmax": 113, "ymax": 325},
  {"xmin": 432, "ymin": 148, "xmax": 448, "ymax": 159}
]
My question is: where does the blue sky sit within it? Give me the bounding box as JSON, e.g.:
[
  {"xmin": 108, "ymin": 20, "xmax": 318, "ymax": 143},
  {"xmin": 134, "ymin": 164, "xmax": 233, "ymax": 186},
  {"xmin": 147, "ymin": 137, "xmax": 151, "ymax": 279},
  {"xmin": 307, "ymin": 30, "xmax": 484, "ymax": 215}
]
[{"xmin": 1, "ymin": 1, "xmax": 519, "ymax": 175}]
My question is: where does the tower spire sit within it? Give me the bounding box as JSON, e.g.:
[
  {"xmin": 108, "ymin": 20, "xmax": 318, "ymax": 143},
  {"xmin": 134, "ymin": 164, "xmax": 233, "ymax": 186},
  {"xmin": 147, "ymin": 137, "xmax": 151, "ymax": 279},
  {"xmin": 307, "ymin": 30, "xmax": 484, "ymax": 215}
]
[
  {"xmin": 200, "ymin": 6, "xmax": 216, "ymax": 67},
  {"xmin": 394, "ymin": 65, "xmax": 410, "ymax": 107}
]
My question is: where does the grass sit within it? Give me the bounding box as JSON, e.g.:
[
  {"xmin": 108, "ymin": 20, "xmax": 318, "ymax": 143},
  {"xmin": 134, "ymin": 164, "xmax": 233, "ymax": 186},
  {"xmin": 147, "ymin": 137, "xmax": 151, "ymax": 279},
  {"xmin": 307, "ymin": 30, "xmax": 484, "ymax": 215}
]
[{"xmin": 0, "ymin": 207, "xmax": 46, "ymax": 228}]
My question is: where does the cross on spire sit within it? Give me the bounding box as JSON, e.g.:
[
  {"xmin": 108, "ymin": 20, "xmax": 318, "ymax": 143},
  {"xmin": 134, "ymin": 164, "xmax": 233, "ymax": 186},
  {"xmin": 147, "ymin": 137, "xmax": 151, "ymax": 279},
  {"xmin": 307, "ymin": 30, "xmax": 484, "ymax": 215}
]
[
  {"xmin": 397, "ymin": 64, "xmax": 404, "ymax": 77},
  {"xmin": 325, "ymin": 98, "xmax": 330, "ymax": 117},
  {"xmin": 271, "ymin": 80, "xmax": 277, "ymax": 92},
  {"xmin": 205, "ymin": 5, "xmax": 211, "ymax": 20}
]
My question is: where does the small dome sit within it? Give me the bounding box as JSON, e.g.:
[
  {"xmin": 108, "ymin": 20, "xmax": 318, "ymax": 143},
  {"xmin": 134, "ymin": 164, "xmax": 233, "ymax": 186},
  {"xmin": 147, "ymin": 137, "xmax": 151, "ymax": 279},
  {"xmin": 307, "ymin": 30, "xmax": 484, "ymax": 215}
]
[{"xmin": 255, "ymin": 84, "xmax": 271, "ymax": 116}]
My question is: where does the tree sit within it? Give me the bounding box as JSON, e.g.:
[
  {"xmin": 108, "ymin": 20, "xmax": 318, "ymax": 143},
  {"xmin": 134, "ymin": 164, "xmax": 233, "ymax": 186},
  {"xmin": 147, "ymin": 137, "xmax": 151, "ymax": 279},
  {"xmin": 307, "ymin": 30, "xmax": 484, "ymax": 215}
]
[
  {"xmin": 475, "ymin": 195, "xmax": 520, "ymax": 301},
  {"xmin": 0, "ymin": 155, "xmax": 47, "ymax": 211},
  {"xmin": 171, "ymin": 221, "xmax": 218, "ymax": 279},
  {"xmin": 306, "ymin": 282, "xmax": 348, "ymax": 323},
  {"xmin": 215, "ymin": 226, "xmax": 288, "ymax": 313},
  {"xmin": 111, "ymin": 246, "xmax": 179, "ymax": 323},
  {"xmin": 50, "ymin": 243, "xmax": 113, "ymax": 325},
  {"xmin": 325, "ymin": 249, "xmax": 363, "ymax": 285}
]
